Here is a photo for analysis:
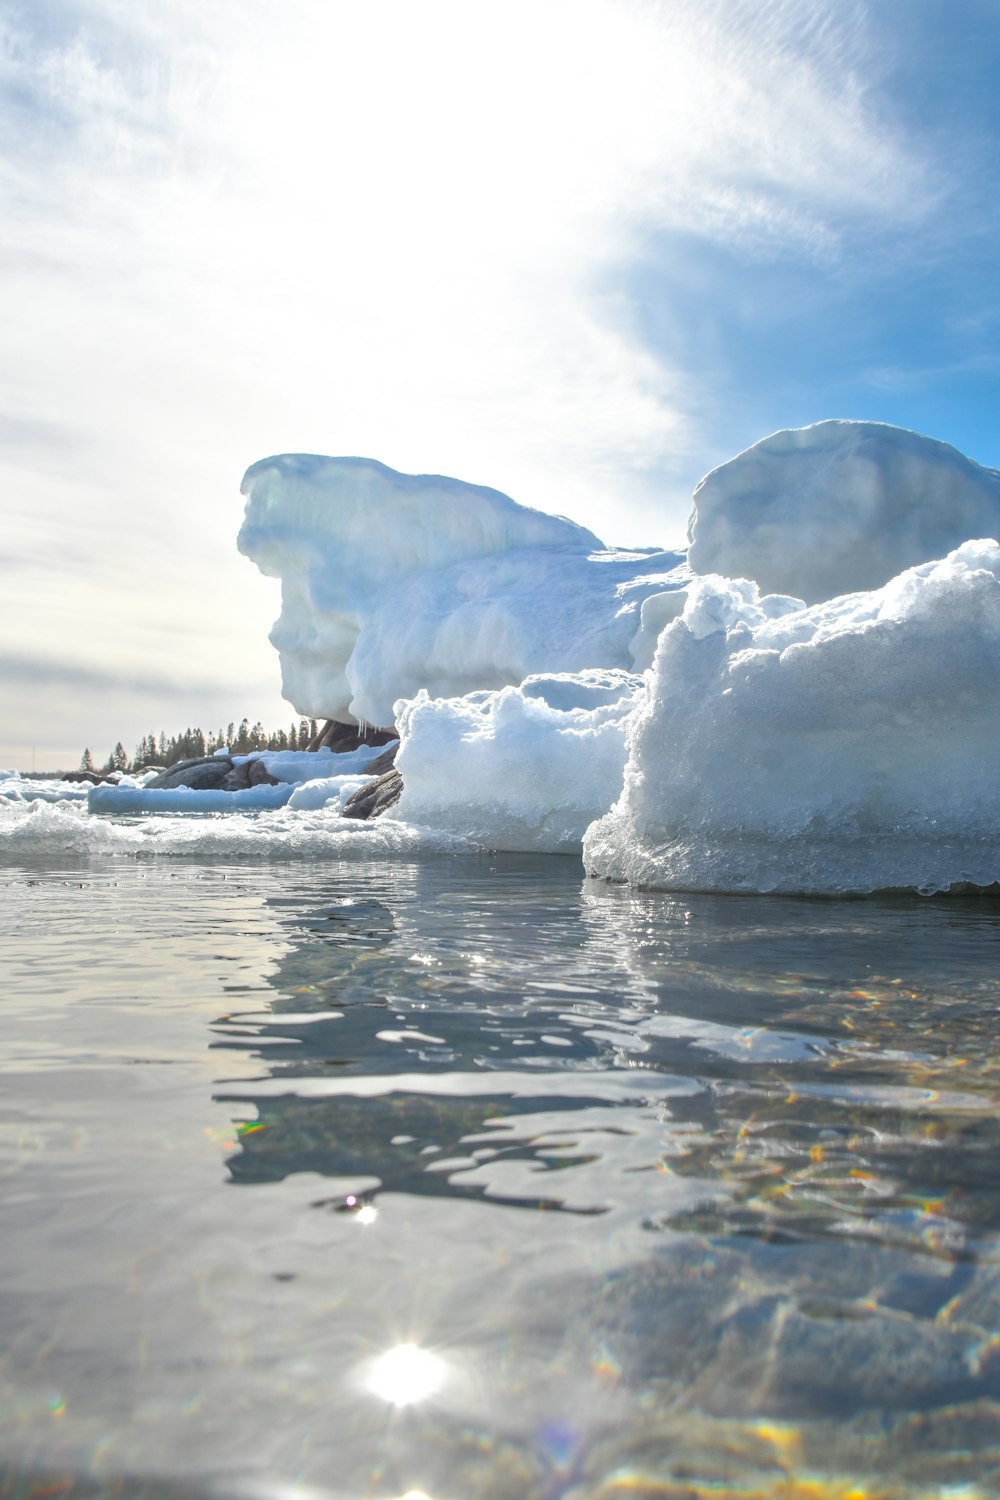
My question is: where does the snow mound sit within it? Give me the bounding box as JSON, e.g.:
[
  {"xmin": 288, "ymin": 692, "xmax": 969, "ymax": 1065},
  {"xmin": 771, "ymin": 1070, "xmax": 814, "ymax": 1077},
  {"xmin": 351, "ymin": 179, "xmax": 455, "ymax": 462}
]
[
  {"xmin": 392, "ymin": 669, "xmax": 644, "ymax": 853},
  {"xmin": 583, "ymin": 540, "xmax": 1000, "ymax": 895},
  {"xmin": 238, "ymin": 454, "xmax": 686, "ymax": 726},
  {"xmin": 687, "ymin": 421, "xmax": 1000, "ymax": 603}
]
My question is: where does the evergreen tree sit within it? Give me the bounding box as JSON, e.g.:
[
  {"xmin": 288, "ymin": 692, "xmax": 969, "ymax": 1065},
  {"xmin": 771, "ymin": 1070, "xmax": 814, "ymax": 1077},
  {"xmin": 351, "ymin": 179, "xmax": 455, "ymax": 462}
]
[
  {"xmin": 88, "ymin": 714, "xmax": 325, "ymax": 777},
  {"xmin": 134, "ymin": 734, "xmax": 158, "ymax": 769}
]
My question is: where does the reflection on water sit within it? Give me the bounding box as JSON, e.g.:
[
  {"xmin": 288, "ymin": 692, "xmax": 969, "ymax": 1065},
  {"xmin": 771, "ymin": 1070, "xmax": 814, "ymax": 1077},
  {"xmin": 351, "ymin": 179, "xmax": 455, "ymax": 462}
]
[{"xmin": 2, "ymin": 852, "xmax": 1000, "ymax": 1497}]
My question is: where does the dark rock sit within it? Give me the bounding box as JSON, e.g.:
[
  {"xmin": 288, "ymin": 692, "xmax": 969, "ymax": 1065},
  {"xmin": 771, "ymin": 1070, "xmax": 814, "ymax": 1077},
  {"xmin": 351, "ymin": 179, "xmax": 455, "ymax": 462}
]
[
  {"xmin": 341, "ymin": 769, "xmax": 403, "ymax": 820},
  {"xmin": 307, "ymin": 719, "xmax": 398, "ymax": 753},
  {"xmin": 145, "ymin": 756, "xmax": 234, "ymax": 790},
  {"xmin": 220, "ymin": 760, "xmax": 276, "ymax": 790},
  {"xmin": 248, "ymin": 758, "xmax": 279, "ymax": 786},
  {"xmin": 63, "ymin": 771, "xmax": 104, "ymax": 785},
  {"xmin": 147, "ymin": 754, "xmax": 280, "ymax": 792},
  {"xmin": 220, "ymin": 762, "xmax": 253, "ymax": 791}
]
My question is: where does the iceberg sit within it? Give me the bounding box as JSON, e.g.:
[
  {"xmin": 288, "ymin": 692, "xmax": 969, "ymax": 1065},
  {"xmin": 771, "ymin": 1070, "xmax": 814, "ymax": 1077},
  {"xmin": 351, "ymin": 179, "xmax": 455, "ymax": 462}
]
[
  {"xmin": 687, "ymin": 420, "xmax": 1000, "ymax": 604},
  {"xmin": 237, "ymin": 454, "xmax": 687, "ymax": 728},
  {"xmin": 584, "ymin": 541, "xmax": 1000, "ymax": 895}
]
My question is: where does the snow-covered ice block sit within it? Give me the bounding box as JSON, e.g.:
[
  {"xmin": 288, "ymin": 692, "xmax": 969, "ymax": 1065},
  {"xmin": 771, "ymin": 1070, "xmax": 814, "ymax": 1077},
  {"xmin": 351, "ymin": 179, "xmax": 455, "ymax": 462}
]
[
  {"xmin": 89, "ymin": 782, "xmax": 297, "ymax": 815},
  {"xmin": 239, "ymin": 745, "xmax": 387, "ymax": 782},
  {"xmin": 286, "ymin": 774, "xmax": 373, "ymax": 811},
  {"xmin": 584, "ymin": 541, "xmax": 1000, "ymax": 894},
  {"xmin": 238, "ymin": 454, "xmax": 686, "ymax": 726},
  {"xmin": 687, "ymin": 420, "xmax": 1000, "ymax": 603},
  {"xmin": 392, "ymin": 669, "xmax": 645, "ymax": 853}
]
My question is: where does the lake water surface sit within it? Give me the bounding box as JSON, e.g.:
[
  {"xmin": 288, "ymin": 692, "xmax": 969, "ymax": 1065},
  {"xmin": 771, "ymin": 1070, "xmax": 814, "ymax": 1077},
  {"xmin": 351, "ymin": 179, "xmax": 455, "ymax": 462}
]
[{"xmin": 3, "ymin": 849, "xmax": 1000, "ymax": 1498}]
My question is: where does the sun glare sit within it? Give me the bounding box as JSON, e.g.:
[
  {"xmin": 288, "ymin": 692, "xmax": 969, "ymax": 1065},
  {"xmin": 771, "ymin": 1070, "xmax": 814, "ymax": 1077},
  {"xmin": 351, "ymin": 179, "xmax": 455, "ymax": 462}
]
[{"xmin": 363, "ymin": 1343, "xmax": 449, "ymax": 1407}]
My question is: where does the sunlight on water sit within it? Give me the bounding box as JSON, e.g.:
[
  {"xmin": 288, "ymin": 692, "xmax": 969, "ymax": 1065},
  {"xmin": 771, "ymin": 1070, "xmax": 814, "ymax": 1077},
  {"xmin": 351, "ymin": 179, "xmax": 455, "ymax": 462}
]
[
  {"xmin": 362, "ymin": 1344, "xmax": 450, "ymax": 1406},
  {"xmin": 2, "ymin": 851, "xmax": 1000, "ymax": 1497}
]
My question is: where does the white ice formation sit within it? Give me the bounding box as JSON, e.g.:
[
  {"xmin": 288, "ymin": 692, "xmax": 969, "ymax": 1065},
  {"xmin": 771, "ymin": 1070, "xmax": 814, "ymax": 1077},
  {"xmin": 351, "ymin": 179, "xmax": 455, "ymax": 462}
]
[
  {"xmin": 584, "ymin": 541, "xmax": 1000, "ymax": 894},
  {"xmin": 394, "ymin": 670, "xmax": 645, "ymax": 853},
  {"xmin": 7, "ymin": 420, "xmax": 999, "ymax": 896},
  {"xmin": 237, "ymin": 454, "xmax": 686, "ymax": 728},
  {"xmin": 687, "ymin": 420, "xmax": 1000, "ymax": 603}
]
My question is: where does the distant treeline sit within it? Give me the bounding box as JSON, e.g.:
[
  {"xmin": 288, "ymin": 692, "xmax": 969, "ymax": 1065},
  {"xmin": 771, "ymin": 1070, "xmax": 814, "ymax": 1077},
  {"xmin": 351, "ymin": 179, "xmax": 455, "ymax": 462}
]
[{"xmin": 80, "ymin": 718, "xmax": 321, "ymax": 775}]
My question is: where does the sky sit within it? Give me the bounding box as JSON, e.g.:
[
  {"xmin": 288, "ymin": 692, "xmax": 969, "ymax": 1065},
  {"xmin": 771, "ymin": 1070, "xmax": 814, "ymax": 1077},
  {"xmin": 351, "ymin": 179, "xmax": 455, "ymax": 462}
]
[{"xmin": 2, "ymin": 0, "xmax": 999, "ymax": 770}]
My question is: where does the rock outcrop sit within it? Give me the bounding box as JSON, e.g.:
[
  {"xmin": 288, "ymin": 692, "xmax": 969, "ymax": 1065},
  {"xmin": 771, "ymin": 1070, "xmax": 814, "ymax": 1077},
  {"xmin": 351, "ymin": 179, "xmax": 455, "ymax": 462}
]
[
  {"xmin": 144, "ymin": 755, "xmax": 279, "ymax": 791},
  {"xmin": 341, "ymin": 769, "xmax": 403, "ymax": 820}
]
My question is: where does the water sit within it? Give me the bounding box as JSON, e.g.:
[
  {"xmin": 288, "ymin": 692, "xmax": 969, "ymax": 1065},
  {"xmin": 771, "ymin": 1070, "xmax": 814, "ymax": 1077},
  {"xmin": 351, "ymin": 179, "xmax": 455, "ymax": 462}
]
[{"xmin": 3, "ymin": 849, "xmax": 1000, "ymax": 1498}]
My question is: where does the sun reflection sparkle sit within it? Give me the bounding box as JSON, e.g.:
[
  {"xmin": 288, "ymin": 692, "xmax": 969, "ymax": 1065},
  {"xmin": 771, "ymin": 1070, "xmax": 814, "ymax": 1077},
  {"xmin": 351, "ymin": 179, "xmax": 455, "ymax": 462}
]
[{"xmin": 364, "ymin": 1343, "xmax": 448, "ymax": 1406}]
